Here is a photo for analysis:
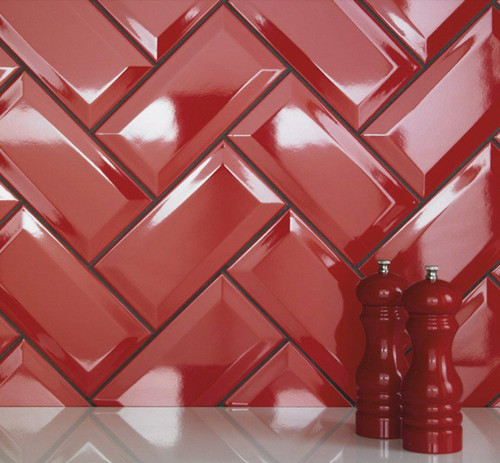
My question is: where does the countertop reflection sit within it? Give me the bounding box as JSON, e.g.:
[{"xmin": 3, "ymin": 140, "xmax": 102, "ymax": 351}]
[{"xmin": 0, "ymin": 407, "xmax": 498, "ymax": 463}]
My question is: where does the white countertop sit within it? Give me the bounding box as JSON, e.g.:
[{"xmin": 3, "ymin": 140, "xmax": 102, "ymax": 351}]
[{"xmin": 0, "ymin": 407, "xmax": 497, "ymax": 462}]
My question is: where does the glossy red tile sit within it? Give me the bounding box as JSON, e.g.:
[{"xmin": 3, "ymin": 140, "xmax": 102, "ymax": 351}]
[
  {"xmin": 98, "ymin": 0, "xmax": 217, "ymax": 61},
  {"xmin": 0, "ymin": 316, "xmax": 17, "ymax": 354},
  {"xmin": 229, "ymin": 211, "xmax": 363, "ymax": 400},
  {"xmin": 493, "ymin": 265, "xmax": 500, "ymax": 282},
  {"xmin": 97, "ymin": 142, "xmax": 284, "ymax": 329},
  {"xmin": 226, "ymin": 343, "xmax": 349, "ymax": 407},
  {"xmin": 0, "ymin": 182, "xmax": 17, "ymax": 221},
  {"xmin": 229, "ymin": 75, "xmax": 417, "ymax": 263},
  {"xmin": 363, "ymin": 8, "xmax": 499, "ymax": 197},
  {"xmin": 0, "ymin": 0, "xmax": 151, "ymax": 127},
  {"xmin": 0, "ymin": 340, "xmax": 88, "ymax": 406},
  {"xmin": 96, "ymin": 7, "xmax": 285, "ymax": 195},
  {"xmin": 365, "ymin": 0, "xmax": 489, "ymax": 62},
  {"xmin": 94, "ymin": 276, "xmax": 284, "ymax": 406},
  {"xmin": 230, "ymin": 0, "xmax": 418, "ymax": 129},
  {"xmin": 0, "ymin": 75, "xmax": 150, "ymax": 261},
  {"xmin": 0, "ymin": 208, "xmax": 150, "ymax": 396},
  {"xmin": 361, "ymin": 143, "xmax": 500, "ymax": 295},
  {"xmin": 0, "ymin": 46, "xmax": 18, "ymax": 87},
  {"xmin": 453, "ymin": 278, "xmax": 500, "ymax": 406}
]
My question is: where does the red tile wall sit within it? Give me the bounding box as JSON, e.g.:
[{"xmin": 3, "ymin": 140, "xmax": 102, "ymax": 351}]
[{"xmin": 0, "ymin": 0, "xmax": 497, "ymax": 407}]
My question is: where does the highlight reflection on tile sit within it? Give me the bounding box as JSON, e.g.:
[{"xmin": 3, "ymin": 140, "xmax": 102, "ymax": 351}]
[{"xmin": 0, "ymin": 408, "xmax": 498, "ymax": 463}]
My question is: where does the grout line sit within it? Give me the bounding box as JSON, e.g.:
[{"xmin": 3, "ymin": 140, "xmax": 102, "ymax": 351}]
[
  {"xmin": 224, "ymin": 1, "xmax": 423, "ymax": 202},
  {"xmin": 90, "ymin": 0, "xmax": 156, "ymax": 64},
  {"xmin": 225, "ymin": 137, "xmax": 363, "ymax": 278},
  {"xmin": 0, "ymin": 309, "xmax": 94, "ymax": 405},
  {"xmin": 356, "ymin": 1, "xmax": 494, "ymax": 133},
  {"xmin": 356, "ymin": 0, "xmax": 425, "ymax": 67},
  {"xmin": 355, "ymin": 130, "xmax": 500, "ymax": 269},
  {"xmin": 224, "ymin": 272, "xmax": 355, "ymax": 406},
  {"xmin": 486, "ymin": 391, "xmax": 500, "ymax": 408},
  {"xmin": 462, "ymin": 260, "xmax": 500, "ymax": 299},
  {"xmin": 0, "ymin": 336, "xmax": 22, "ymax": 363},
  {"xmin": 89, "ymin": 207, "xmax": 288, "ymax": 399},
  {"xmin": 218, "ymin": 338, "xmax": 289, "ymax": 406},
  {"xmin": 0, "ymin": 66, "xmax": 23, "ymax": 95},
  {"xmin": 0, "ymin": 202, "xmax": 22, "ymax": 229}
]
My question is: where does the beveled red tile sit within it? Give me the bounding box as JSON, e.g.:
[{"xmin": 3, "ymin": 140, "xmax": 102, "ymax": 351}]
[
  {"xmin": 366, "ymin": 0, "xmax": 489, "ymax": 62},
  {"xmin": 98, "ymin": 0, "xmax": 217, "ymax": 61},
  {"xmin": 0, "ymin": 46, "xmax": 18, "ymax": 87},
  {"xmin": 0, "ymin": 0, "xmax": 151, "ymax": 127},
  {"xmin": 226, "ymin": 343, "xmax": 349, "ymax": 407},
  {"xmin": 363, "ymin": 8, "xmax": 499, "ymax": 197},
  {"xmin": 0, "ymin": 316, "xmax": 17, "ymax": 354},
  {"xmin": 230, "ymin": 0, "xmax": 418, "ymax": 129},
  {"xmin": 361, "ymin": 143, "xmax": 500, "ymax": 295},
  {"xmin": 454, "ymin": 278, "xmax": 500, "ymax": 406},
  {"xmin": 229, "ymin": 75, "xmax": 417, "ymax": 263},
  {"xmin": 97, "ymin": 7, "xmax": 285, "ymax": 195},
  {"xmin": 0, "ymin": 208, "xmax": 150, "ymax": 396},
  {"xmin": 0, "ymin": 182, "xmax": 17, "ymax": 221},
  {"xmin": 94, "ymin": 276, "xmax": 284, "ymax": 406},
  {"xmin": 96, "ymin": 142, "xmax": 284, "ymax": 329},
  {"xmin": 0, "ymin": 340, "xmax": 88, "ymax": 406},
  {"xmin": 0, "ymin": 75, "xmax": 150, "ymax": 261},
  {"xmin": 493, "ymin": 265, "xmax": 500, "ymax": 282},
  {"xmin": 228, "ymin": 211, "xmax": 363, "ymax": 399}
]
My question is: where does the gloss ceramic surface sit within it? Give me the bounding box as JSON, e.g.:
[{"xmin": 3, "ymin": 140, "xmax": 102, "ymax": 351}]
[
  {"xmin": 229, "ymin": 75, "xmax": 417, "ymax": 263},
  {"xmin": 0, "ymin": 0, "xmax": 151, "ymax": 127},
  {"xmin": 363, "ymin": 8, "xmax": 500, "ymax": 197},
  {"xmin": 96, "ymin": 142, "xmax": 284, "ymax": 329},
  {"xmin": 0, "ymin": 74, "xmax": 150, "ymax": 261},
  {"xmin": 0, "ymin": 209, "xmax": 149, "ymax": 396},
  {"xmin": 362, "ymin": 143, "xmax": 500, "ymax": 296},
  {"xmin": 94, "ymin": 277, "xmax": 283, "ymax": 406},
  {"xmin": 230, "ymin": 0, "xmax": 418, "ymax": 129},
  {"xmin": 0, "ymin": 0, "xmax": 497, "ymax": 407},
  {"xmin": 98, "ymin": 0, "xmax": 218, "ymax": 61},
  {"xmin": 97, "ymin": 7, "xmax": 284, "ymax": 195},
  {"xmin": 0, "ymin": 408, "xmax": 498, "ymax": 462},
  {"xmin": 225, "ymin": 343, "xmax": 349, "ymax": 407},
  {"xmin": 229, "ymin": 211, "xmax": 363, "ymax": 401},
  {"xmin": 366, "ymin": 0, "xmax": 489, "ymax": 62}
]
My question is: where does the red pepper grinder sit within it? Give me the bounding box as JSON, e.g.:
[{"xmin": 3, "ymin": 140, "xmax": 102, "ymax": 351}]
[
  {"xmin": 402, "ymin": 265, "xmax": 463, "ymax": 454},
  {"xmin": 355, "ymin": 260, "xmax": 409, "ymax": 439}
]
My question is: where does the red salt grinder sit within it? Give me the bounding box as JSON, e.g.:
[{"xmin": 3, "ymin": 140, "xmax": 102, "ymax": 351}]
[
  {"xmin": 402, "ymin": 265, "xmax": 463, "ymax": 454},
  {"xmin": 355, "ymin": 260, "xmax": 409, "ymax": 439}
]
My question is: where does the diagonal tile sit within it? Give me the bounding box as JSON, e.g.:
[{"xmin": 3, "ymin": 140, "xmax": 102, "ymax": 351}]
[
  {"xmin": 0, "ymin": 340, "xmax": 88, "ymax": 406},
  {"xmin": 0, "ymin": 208, "xmax": 150, "ymax": 396},
  {"xmin": 0, "ymin": 182, "xmax": 17, "ymax": 221},
  {"xmin": 226, "ymin": 343, "xmax": 350, "ymax": 407},
  {"xmin": 230, "ymin": 0, "xmax": 418, "ymax": 129},
  {"xmin": 363, "ymin": 8, "xmax": 499, "ymax": 196},
  {"xmin": 0, "ymin": 46, "xmax": 18, "ymax": 87},
  {"xmin": 229, "ymin": 211, "xmax": 362, "ymax": 399},
  {"xmin": 229, "ymin": 74, "xmax": 417, "ymax": 263},
  {"xmin": 365, "ymin": 0, "xmax": 489, "ymax": 62},
  {"xmin": 454, "ymin": 278, "xmax": 500, "ymax": 406},
  {"xmin": 96, "ymin": 7, "xmax": 285, "ymax": 195},
  {"xmin": 93, "ymin": 276, "xmax": 284, "ymax": 406},
  {"xmin": 0, "ymin": 0, "xmax": 151, "ymax": 127},
  {"xmin": 0, "ymin": 408, "xmax": 86, "ymax": 463},
  {"xmin": 0, "ymin": 317, "xmax": 17, "ymax": 355},
  {"xmin": 98, "ymin": 0, "xmax": 218, "ymax": 61},
  {"xmin": 361, "ymin": 143, "xmax": 500, "ymax": 295},
  {"xmin": 96, "ymin": 142, "xmax": 284, "ymax": 329},
  {"xmin": 0, "ymin": 74, "xmax": 150, "ymax": 261}
]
